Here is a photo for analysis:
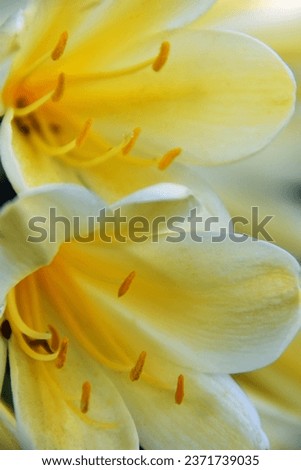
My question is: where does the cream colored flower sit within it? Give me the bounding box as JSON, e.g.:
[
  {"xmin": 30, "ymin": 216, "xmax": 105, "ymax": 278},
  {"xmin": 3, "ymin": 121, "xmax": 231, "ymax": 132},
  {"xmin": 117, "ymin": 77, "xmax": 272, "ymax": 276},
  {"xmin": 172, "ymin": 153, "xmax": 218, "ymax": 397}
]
[
  {"xmin": 0, "ymin": 182, "xmax": 300, "ymax": 449},
  {"xmin": 196, "ymin": 0, "xmax": 301, "ymax": 258},
  {"xmin": 0, "ymin": 0, "xmax": 296, "ymax": 201}
]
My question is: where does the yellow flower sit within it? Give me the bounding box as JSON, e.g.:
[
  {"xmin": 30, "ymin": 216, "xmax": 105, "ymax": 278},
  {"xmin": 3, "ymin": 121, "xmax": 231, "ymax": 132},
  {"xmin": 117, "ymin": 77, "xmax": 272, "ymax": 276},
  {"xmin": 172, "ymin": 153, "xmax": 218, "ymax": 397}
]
[
  {"xmin": 0, "ymin": 0, "xmax": 296, "ymax": 201},
  {"xmin": 197, "ymin": 0, "xmax": 301, "ymax": 258},
  {"xmin": 0, "ymin": 182, "xmax": 300, "ymax": 449}
]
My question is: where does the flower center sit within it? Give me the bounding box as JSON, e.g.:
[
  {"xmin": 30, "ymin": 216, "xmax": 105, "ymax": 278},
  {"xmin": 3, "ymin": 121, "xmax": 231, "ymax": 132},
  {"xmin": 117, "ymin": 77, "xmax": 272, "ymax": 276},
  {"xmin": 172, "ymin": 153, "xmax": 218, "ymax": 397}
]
[{"xmin": 4, "ymin": 32, "xmax": 181, "ymax": 171}]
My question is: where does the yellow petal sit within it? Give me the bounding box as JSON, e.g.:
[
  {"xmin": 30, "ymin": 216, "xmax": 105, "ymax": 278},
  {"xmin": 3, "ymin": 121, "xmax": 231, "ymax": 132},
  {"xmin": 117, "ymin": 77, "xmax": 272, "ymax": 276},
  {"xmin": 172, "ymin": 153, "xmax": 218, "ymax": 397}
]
[
  {"xmin": 106, "ymin": 365, "xmax": 268, "ymax": 449},
  {"xmin": 0, "ymin": 402, "xmax": 20, "ymax": 450},
  {"xmin": 0, "ymin": 337, "xmax": 6, "ymax": 392},
  {"xmin": 9, "ymin": 334, "xmax": 138, "ymax": 449},
  {"xmin": 64, "ymin": 29, "xmax": 296, "ymax": 165}
]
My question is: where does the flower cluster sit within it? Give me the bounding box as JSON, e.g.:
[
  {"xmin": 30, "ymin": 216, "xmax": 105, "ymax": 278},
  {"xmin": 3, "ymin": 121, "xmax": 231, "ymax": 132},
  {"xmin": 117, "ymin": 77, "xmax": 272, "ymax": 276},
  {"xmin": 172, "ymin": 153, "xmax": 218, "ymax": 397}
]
[{"xmin": 0, "ymin": 0, "xmax": 300, "ymax": 450}]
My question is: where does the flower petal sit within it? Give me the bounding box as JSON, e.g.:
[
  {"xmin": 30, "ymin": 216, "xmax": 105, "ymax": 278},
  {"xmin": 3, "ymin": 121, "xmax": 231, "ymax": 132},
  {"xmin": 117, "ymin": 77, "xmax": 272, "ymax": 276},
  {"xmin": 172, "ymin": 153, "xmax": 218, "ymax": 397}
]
[
  {"xmin": 246, "ymin": 397, "xmax": 301, "ymax": 450},
  {"xmin": 106, "ymin": 366, "xmax": 268, "ymax": 449},
  {"xmin": 0, "ymin": 402, "xmax": 20, "ymax": 449},
  {"xmin": 8, "ymin": 333, "xmax": 138, "ymax": 449},
  {"xmin": 1, "ymin": 107, "xmax": 236, "ymax": 206},
  {"xmin": 0, "ymin": 337, "xmax": 6, "ymax": 391},
  {"xmin": 197, "ymin": 0, "xmax": 301, "ymax": 66},
  {"xmin": 0, "ymin": 183, "xmax": 106, "ymax": 306},
  {"xmin": 236, "ymin": 330, "xmax": 301, "ymax": 448},
  {"xmin": 236, "ymin": 331, "xmax": 301, "ymax": 424},
  {"xmin": 201, "ymin": 106, "xmax": 301, "ymax": 258},
  {"xmin": 32, "ymin": 224, "xmax": 301, "ymax": 375},
  {"xmin": 64, "ymin": 29, "xmax": 296, "ymax": 166},
  {"xmin": 0, "ymin": 3, "xmax": 27, "ymax": 114}
]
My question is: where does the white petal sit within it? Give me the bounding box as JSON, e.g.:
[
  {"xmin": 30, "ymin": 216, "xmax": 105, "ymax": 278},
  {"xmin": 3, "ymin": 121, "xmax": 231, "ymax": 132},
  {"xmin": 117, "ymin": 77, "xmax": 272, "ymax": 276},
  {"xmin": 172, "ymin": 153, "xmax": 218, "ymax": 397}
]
[
  {"xmin": 201, "ymin": 105, "xmax": 301, "ymax": 258},
  {"xmin": 251, "ymin": 397, "xmax": 301, "ymax": 450},
  {"xmin": 0, "ymin": 183, "xmax": 106, "ymax": 305},
  {"xmin": 107, "ymin": 366, "xmax": 268, "ymax": 449}
]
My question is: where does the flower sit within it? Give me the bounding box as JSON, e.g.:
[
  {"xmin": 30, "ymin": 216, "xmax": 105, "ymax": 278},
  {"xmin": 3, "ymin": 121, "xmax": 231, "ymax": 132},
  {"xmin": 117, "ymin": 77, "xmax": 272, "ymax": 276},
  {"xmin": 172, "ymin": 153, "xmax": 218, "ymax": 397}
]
[
  {"xmin": 236, "ymin": 331, "xmax": 301, "ymax": 449},
  {"xmin": 0, "ymin": 0, "xmax": 296, "ymax": 201},
  {"xmin": 0, "ymin": 182, "xmax": 300, "ymax": 449},
  {"xmin": 196, "ymin": 0, "xmax": 301, "ymax": 258}
]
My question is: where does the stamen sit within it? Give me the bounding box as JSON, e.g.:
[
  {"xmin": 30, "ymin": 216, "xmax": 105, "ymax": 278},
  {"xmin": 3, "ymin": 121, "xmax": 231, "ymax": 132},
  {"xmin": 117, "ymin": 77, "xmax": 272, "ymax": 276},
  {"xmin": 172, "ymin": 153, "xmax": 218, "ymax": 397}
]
[
  {"xmin": 19, "ymin": 32, "xmax": 69, "ymax": 81},
  {"xmin": 14, "ymin": 75, "xmax": 65, "ymax": 117},
  {"xmin": 66, "ymin": 41, "xmax": 170, "ymax": 86},
  {"xmin": 175, "ymin": 374, "xmax": 184, "ymax": 405},
  {"xmin": 52, "ymin": 73, "xmax": 65, "ymax": 102},
  {"xmin": 51, "ymin": 31, "xmax": 69, "ymax": 61},
  {"xmin": 31, "ymin": 119, "xmax": 91, "ymax": 157},
  {"xmin": 55, "ymin": 337, "xmax": 69, "ymax": 369},
  {"xmin": 0, "ymin": 320, "xmax": 12, "ymax": 340},
  {"xmin": 122, "ymin": 128, "xmax": 141, "ymax": 155},
  {"xmin": 76, "ymin": 119, "xmax": 93, "ymax": 147},
  {"xmin": 118, "ymin": 271, "xmax": 136, "ymax": 298},
  {"xmin": 18, "ymin": 332, "xmax": 60, "ymax": 362},
  {"xmin": 130, "ymin": 351, "xmax": 147, "ymax": 381},
  {"xmin": 152, "ymin": 41, "xmax": 170, "ymax": 72},
  {"xmin": 48, "ymin": 324, "xmax": 60, "ymax": 352},
  {"xmin": 158, "ymin": 147, "xmax": 182, "ymax": 170},
  {"xmin": 7, "ymin": 291, "xmax": 51, "ymax": 341},
  {"xmin": 80, "ymin": 381, "xmax": 92, "ymax": 413}
]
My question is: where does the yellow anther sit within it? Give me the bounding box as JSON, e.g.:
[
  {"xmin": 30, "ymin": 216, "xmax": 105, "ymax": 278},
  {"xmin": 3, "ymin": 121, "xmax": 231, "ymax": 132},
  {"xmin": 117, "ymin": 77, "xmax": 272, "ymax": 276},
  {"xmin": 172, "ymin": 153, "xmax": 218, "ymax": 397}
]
[
  {"xmin": 130, "ymin": 351, "xmax": 147, "ymax": 381},
  {"xmin": 76, "ymin": 119, "xmax": 92, "ymax": 147},
  {"xmin": 122, "ymin": 128, "xmax": 141, "ymax": 155},
  {"xmin": 152, "ymin": 41, "xmax": 170, "ymax": 72},
  {"xmin": 52, "ymin": 73, "xmax": 65, "ymax": 102},
  {"xmin": 80, "ymin": 381, "xmax": 92, "ymax": 413},
  {"xmin": 118, "ymin": 271, "xmax": 136, "ymax": 298},
  {"xmin": 55, "ymin": 338, "xmax": 69, "ymax": 369},
  {"xmin": 51, "ymin": 31, "xmax": 69, "ymax": 61},
  {"xmin": 158, "ymin": 147, "xmax": 182, "ymax": 170},
  {"xmin": 175, "ymin": 374, "xmax": 184, "ymax": 405}
]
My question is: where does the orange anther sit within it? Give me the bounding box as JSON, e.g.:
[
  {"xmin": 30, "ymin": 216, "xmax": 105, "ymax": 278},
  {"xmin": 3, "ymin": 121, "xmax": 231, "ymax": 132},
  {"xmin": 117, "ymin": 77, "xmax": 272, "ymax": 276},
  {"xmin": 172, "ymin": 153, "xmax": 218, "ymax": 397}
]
[
  {"xmin": 52, "ymin": 73, "xmax": 65, "ymax": 102},
  {"xmin": 152, "ymin": 41, "xmax": 170, "ymax": 72},
  {"xmin": 175, "ymin": 374, "xmax": 184, "ymax": 404},
  {"xmin": 80, "ymin": 381, "xmax": 92, "ymax": 413},
  {"xmin": 55, "ymin": 338, "xmax": 68, "ymax": 369},
  {"xmin": 130, "ymin": 351, "xmax": 147, "ymax": 381},
  {"xmin": 51, "ymin": 31, "xmax": 69, "ymax": 61},
  {"xmin": 122, "ymin": 128, "xmax": 141, "ymax": 155},
  {"xmin": 158, "ymin": 147, "xmax": 181, "ymax": 170},
  {"xmin": 76, "ymin": 119, "xmax": 92, "ymax": 147},
  {"xmin": 118, "ymin": 271, "xmax": 136, "ymax": 298}
]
